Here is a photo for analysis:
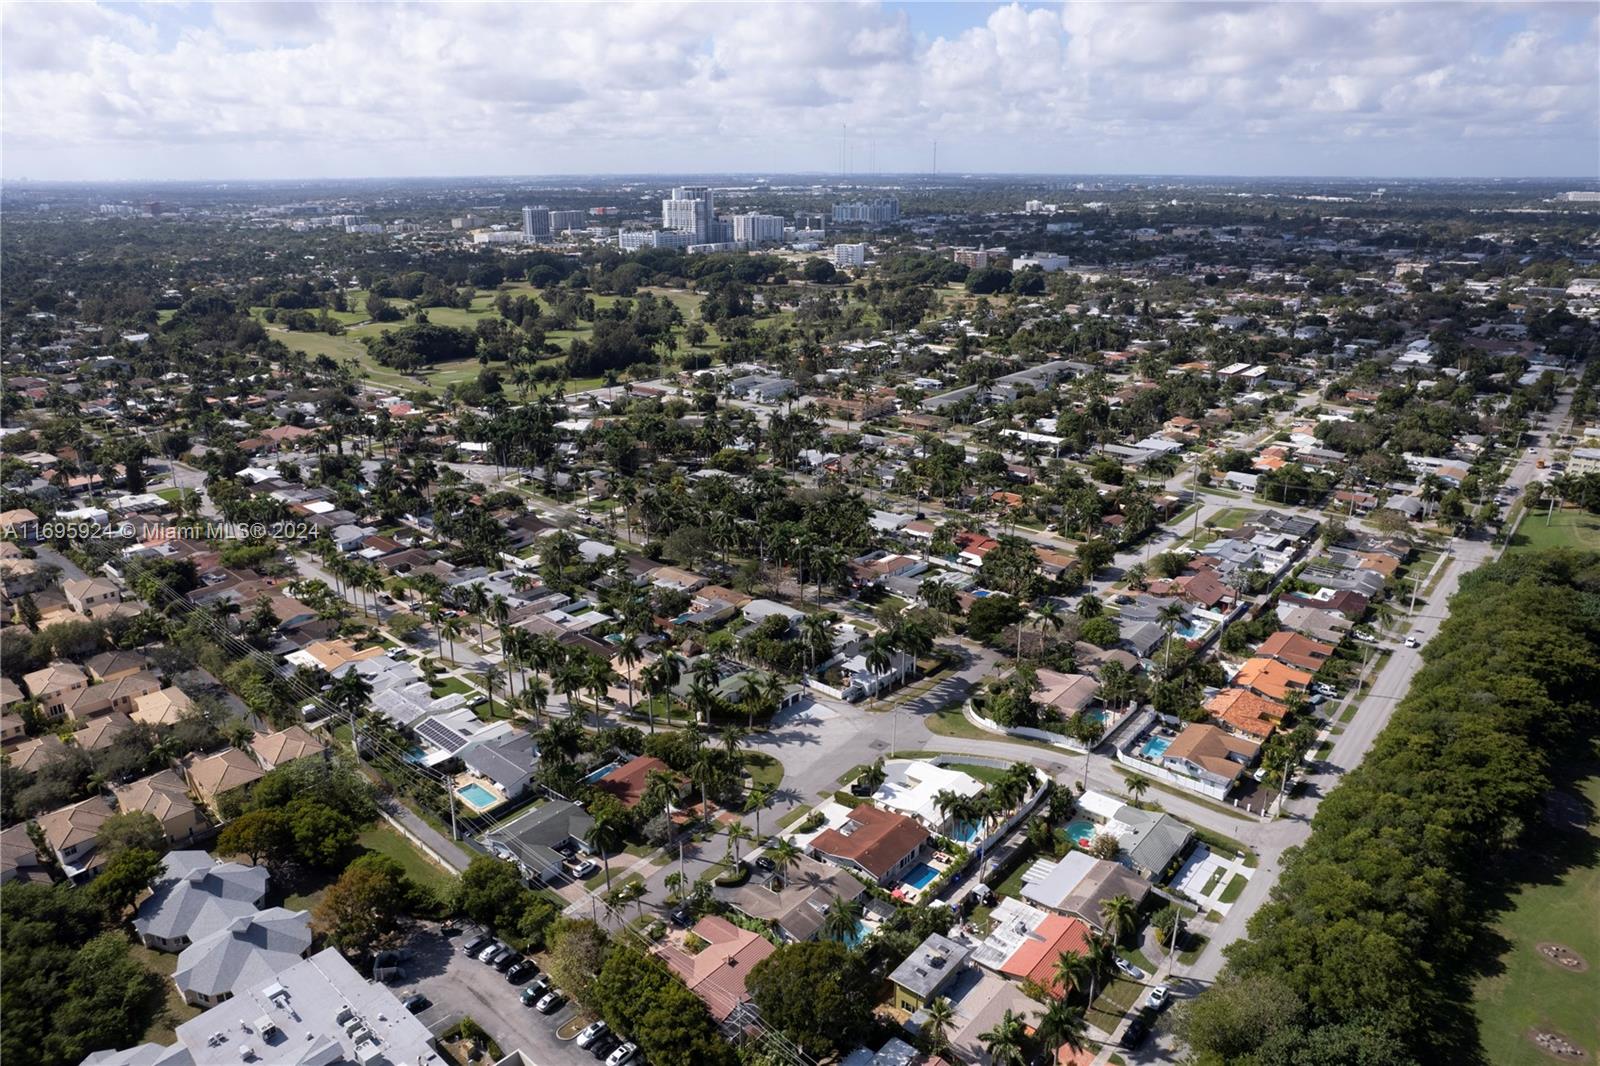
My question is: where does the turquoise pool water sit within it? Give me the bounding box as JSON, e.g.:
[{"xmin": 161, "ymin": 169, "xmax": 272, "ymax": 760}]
[
  {"xmin": 844, "ymin": 920, "xmax": 867, "ymax": 947},
  {"xmin": 952, "ymin": 819, "xmax": 981, "ymax": 843},
  {"xmin": 904, "ymin": 863, "xmax": 939, "ymax": 890},
  {"xmin": 1064, "ymin": 819, "xmax": 1097, "ymax": 846},
  {"xmin": 1140, "ymin": 735, "xmax": 1172, "ymax": 760},
  {"xmin": 584, "ymin": 762, "xmax": 618, "ymax": 783},
  {"xmin": 458, "ymin": 783, "xmax": 498, "ymax": 808}
]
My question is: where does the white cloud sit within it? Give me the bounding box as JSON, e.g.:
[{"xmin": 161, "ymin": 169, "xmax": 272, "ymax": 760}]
[{"xmin": 1, "ymin": 0, "xmax": 1594, "ymax": 178}]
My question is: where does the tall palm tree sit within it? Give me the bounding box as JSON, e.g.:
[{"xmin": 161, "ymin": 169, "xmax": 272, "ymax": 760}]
[
  {"xmin": 519, "ymin": 676, "xmax": 549, "ymax": 728},
  {"xmin": 584, "ymin": 807, "xmax": 623, "ymax": 893},
  {"xmin": 476, "ymin": 664, "xmax": 503, "ymax": 716},
  {"xmin": 1032, "ymin": 600, "xmax": 1065, "ymax": 659},
  {"xmin": 1157, "ymin": 600, "xmax": 1188, "ymax": 674},
  {"xmin": 1123, "ymin": 772, "xmax": 1151, "ymax": 806},
  {"xmin": 799, "ymin": 612, "xmax": 833, "ymax": 673},
  {"xmin": 979, "ymin": 1009, "xmax": 1030, "ymax": 1066},
  {"xmin": 615, "ymin": 633, "xmax": 644, "ymax": 716},
  {"xmin": 1083, "ymin": 933, "xmax": 1114, "ymax": 1004},
  {"xmin": 439, "ymin": 616, "xmax": 464, "ymax": 666},
  {"xmin": 1100, "ymin": 894, "xmax": 1139, "ymax": 948},
  {"xmin": 922, "ymin": 996, "xmax": 955, "ymax": 1058},
  {"xmin": 725, "ymin": 822, "xmax": 751, "ymax": 865}
]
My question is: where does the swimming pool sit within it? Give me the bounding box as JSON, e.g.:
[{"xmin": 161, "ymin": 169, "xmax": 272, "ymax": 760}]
[
  {"xmin": 951, "ymin": 819, "xmax": 981, "ymax": 843},
  {"xmin": 904, "ymin": 863, "xmax": 940, "ymax": 890},
  {"xmin": 1063, "ymin": 819, "xmax": 1097, "ymax": 846},
  {"xmin": 584, "ymin": 762, "xmax": 619, "ymax": 783},
  {"xmin": 457, "ymin": 783, "xmax": 498, "ymax": 808},
  {"xmin": 1140, "ymin": 735, "xmax": 1172, "ymax": 760}
]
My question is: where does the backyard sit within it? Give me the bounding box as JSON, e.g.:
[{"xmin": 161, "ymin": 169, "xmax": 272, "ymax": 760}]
[{"xmin": 1471, "ymin": 772, "xmax": 1600, "ymax": 1066}]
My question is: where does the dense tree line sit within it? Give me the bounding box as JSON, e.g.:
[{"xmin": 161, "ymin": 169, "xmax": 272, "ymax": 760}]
[{"xmin": 1180, "ymin": 549, "xmax": 1600, "ymax": 1065}]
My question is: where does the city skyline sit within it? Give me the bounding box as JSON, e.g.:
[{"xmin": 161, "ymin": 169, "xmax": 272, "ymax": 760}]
[{"xmin": 3, "ymin": 0, "xmax": 1597, "ymax": 182}]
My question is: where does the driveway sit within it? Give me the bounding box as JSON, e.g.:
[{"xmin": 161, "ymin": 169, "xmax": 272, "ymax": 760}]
[{"xmin": 397, "ymin": 926, "xmax": 594, "ymax": 1066}]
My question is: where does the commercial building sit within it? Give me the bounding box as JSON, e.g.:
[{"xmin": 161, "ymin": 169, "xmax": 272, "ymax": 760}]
[
  {"xmin": 619, "ymin": 229, "xmax": 696, "ymax": 252},
  {"xmin": 548, "ymin": 209, "xmax": 588, "ymax": 232}
]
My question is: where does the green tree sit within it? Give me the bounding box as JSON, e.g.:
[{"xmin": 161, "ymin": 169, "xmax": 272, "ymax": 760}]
[
  {"xmin": 90, "ymin": 847, "xmax": 165, "ymax": 917},
  {"xmin": 95, "ymin": 812, "xmax": 167, "ymax": 857},
  {"xmin": 215, "ymin": 807, "xmax": 291, "ymax": 866},
  {"xmin": 746, "ymin": 941, "xmax": 873, "ymax": 1057},
  {"xmin": 314, "ymin": 854, "xmax": 414, "ymax": 953},
  {"xmin": 979, "ymin": 1008, "xmax": 1030, "ymax": 1066},
  {"xmin": 284, "ymin": 799, "xmax": 358, "ymax": 868},
  {"xmin": 589, "ymin": 946, "xmax": 738, "ymax": 1066}
]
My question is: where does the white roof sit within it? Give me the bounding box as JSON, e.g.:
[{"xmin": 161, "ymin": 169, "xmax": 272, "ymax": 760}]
[{"xmin": 872, "ymin": 760, "xmax": 983, "ymax": 829}]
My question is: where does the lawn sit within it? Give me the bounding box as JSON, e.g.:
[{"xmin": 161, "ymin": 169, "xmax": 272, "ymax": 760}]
[
  {"xmin": 357, "ymin": 822, "xmax": 459, "ymax": 898},
  {"xmin": 743, "ymin": 752, "xmax": 785, "ymax": 796},
  {"xmin": 1087, "ymin": 976, "xmax": 1144, "ymax": 1032},
  {"xmin": 1218, "ymin": 873, "xmax": 1248, "ymax": 904},
  {"xmin": 128, "ymin": 940, "xmax": 203, "ymax": 1045},
  {"xmin": 1471, "ymin": 772, "xmax": 1600, "ymax": 1066},
  {"xmin": 1510, "ymin": 507, "xmax": 1600, "ymax": 553},
  {"xmin": 431, "ymin": 676, "xmax": 474, "ymax": 699},
  {"xmin": 925, "ymin": 705, "xmax": 1057, "ymax": 751},
  {"xmin": 942, "ymin": 761, "xmax": 1014, "ymax": 786}
]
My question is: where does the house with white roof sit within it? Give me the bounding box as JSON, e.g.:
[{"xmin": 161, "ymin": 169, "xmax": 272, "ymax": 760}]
[{"xmin": 871, "ymin": 760, "xmax": 985, "ymax": 837}]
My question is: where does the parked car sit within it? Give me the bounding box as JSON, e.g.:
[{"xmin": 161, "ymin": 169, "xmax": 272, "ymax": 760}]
[
  {"xmin": 400, "ymin": 993, "xmax": 430, "ymax": 1015},
  {"xmin": 1147, "ymin": 985, "xmax": 1170, "ymax": 1012},
  {"xmin": 753, "ymin": 855, "xmax": 775, "ymax": 874},
  {"xmin": 506, "ymin": 959, "xmax": 538, "ymax": 984},
  {"xmin": 1403, "ymin": 636, "xmax": 1420, "ymax": 648},
  {"xmin": 590, "ymin": 1034, "xmax": 621, "ymax": 1060},
  {"xmin": 669, "ymin": 905, "xmax": 692, "ymax": 927},
  {"xmin": 1113, "ymin": 956, "xmax": 1145, "ymax": 980},
  {"xmin": 577, "ymin": 1022, "xmax": 610, "ymax": 1050},
  {"xmin": 1120, "ymin": 1015, "xmax": 1149, "ymax": 1049},
  {"xmin": 607, "ymin": 1042, "xmax": 639, "ymax": 1066},
  {"xmin": 479, "ymin": 943, "xmax": 510, "ymax": 966},
  {"xmin": 565, "ymin": 859, "xmax": 598, "ymax": 880},
  {"xmin": 460, "ymin": 934, "xmax": 491, "ymax": 957},
  {"xmin": 535, "ymin": 990, "xmax": 565, "ymax": 1014},
  {"xmin": 494, "ymin": 951, "xmax": 524, "ymax": 973}
]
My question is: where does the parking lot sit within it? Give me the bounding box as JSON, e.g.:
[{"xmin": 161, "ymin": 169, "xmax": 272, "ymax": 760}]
[{"xmin": 396, "ymin": 925, "xmax": 597, "ymax": 1066}]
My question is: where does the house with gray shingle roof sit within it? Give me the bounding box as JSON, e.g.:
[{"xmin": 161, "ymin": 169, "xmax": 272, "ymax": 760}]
[
  {"xmin": 173, "ymin": 908, "xmax": 311, "ymax": 1006},
  {"xmin": 133, "ymin": 851, "xmax": 269, "ymax": 952}
]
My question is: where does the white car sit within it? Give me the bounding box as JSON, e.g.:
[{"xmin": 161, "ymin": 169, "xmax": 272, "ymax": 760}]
[
  {"xmin": 1113, "ymin": 956, "xmax": 1145, "ymax": 980},
  {"xmin": 577, "ymin": 1021, "xmax": 610, "ymax": 1049},
  {"xmin": 1403, "ymin": 637, "xmax": 1420, "ymax": 648},
  {"xmin": 607, "ymin": 1043, "xmax": 639, "ymax": 1066},
  {"xmin": 1146, "ymin": 985, "xmax": 1170, "ymax": 1011}
]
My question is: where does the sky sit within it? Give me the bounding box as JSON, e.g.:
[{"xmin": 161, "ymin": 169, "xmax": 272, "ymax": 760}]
[{"xmin": 3, "ymin": 0, "xmax": 1597, "ymax": 182}]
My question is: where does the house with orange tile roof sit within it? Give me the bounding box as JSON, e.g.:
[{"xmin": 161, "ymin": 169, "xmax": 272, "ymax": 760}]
[
  {"xmin": 1205, "ymin": 688, "xmax": 1286, "ymax": 740},
  {"xmin": 1256, "ymin": 631, "xmax": 1335, "ymax": 673},
  {"xmin": 182, "ymin": 748, "xmax": 265, "ymax": 816},
  {"xmin": 594, "ymin": 755, "xmax": 680, "ymax": 809},
  {"xmin": 658, "ymin": 915, "xmax": 775, "ymax": 1022},
  {"xmin": 1232, "ymin": 657, "xmax": 1314, "ymax": 701},
  {"xmin": 1159, "ymin": 724, "xmax": 1260, "ymax": 792},
  {"xmin": 250, "ymin": 725, "xmax": 327, "ymax": 770},
  {"xmin": 810, "ymin": 803, "xmax": 930, "ymax": 885},
  {"xmin": 999, "ymin": 913, "xmax": 1095, "ymax": 995}
]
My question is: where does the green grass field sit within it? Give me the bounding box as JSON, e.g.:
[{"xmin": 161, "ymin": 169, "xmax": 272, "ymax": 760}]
[
  {"xmin": 1471, "ymin": 773, "xmax": 1600, "ymax": 1065},
  {"xmin": 249, "ymin": 282, "xmax": 725, "ymax": 393},
  {"xmin": 1510, "ymin": 507, "xmax": 1600, "ymax": 553},
  {"xmin": 356, "ymin": 822, "xmax": 460, "ymax": 898}
]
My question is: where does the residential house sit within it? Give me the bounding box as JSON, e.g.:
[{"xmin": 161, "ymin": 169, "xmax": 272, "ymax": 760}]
[
  {"xmin": 7, "ymin": 733, "xmax": 70, "ymax": 774},
  {"xmin": 1256, "ymin": 631, "xmax": 1336, "ymax": 672},
  {"xmin": 810, "ymin": 804, "xmax": 930, "ymax": 885},
  {"xmin": 1204, "ymin": 688, "xmax": 1286, "ymax": 740},
  {"xmin": 458, "ymin": 729, "xmax": 539, "ymax": 803},
  {"xmin": 62, "ymin": 670, "xmax": 161, "ymax": 722},
  {"xmin": 716, "ymin": 855, "xmax": 870, "ymax": 943},
  {"xmin": 871, "ymin": 760, "xmax": 985, "ymax": 838},
  {"xmin": 1033, "ymin": 670, "xmax": 1100, "ymax": 715},
  {"xmin": 23, "ymin": 660, "xmax": 89, "ymax": 719},
  {"xmin": 132, "ymin": 686, "xmax": 194, "ymax": 726},
  {"xmin": 1160, "ymin": 724, "xmax": 1261, "ymax": 792},
  {"xmin": 85, "ymin": 649, "xmax": 152, "ymax": 682},
  {"xmin": 182, "ymin": 748, "xmax": 266, "ymax": 816},
  {"xmin": 64, "ymin": 576, "xmax": 122, "ymax": 614},
  {"xmin": 484, "ymin": 800, "xmax": 595, "ymax": 883},
  {"xmin": 35, "ymin": 794, "xmax": 116, "ymax": 881},
  {"xmin": 1232, "ymin": 657, "xmax": 1313, "ymax": 702},
  {"xmin": 114, "ymin": 770, "xmax": 209, "ymax": 846},
  {"xmin": 250, "ymin": 725, "xmax": 327, "ymax": 771},
  {"xmin": 1020, "ymin": 851, "xmax": 1150, "ymax": 932},
  {"xmin": 1, "ymin": 823, "xmax": 49, "ymax": 884},
  {"xmin": 658, "ymin": 915, "xmax": 776, "ymax": 1022},
  {"xmin": 594, "ymin": 755, "xmax": 677, "ymax": 810},
  {"xmin": 888, "ymin": 933, "xmax": 971, "ymax": 1013}
]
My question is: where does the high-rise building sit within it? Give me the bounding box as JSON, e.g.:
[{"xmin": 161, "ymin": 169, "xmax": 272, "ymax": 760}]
[
  {"xmin": 548, "ymin": 210, "xmax": 587, "ymax": 232},
  {"xmin": 732, "ymin": 213, "xmax": 786, "ymax": 244},
  {"xmin": 831, "ymin": 198, "xmax": 899, "ymax": 225},
  {"xmin": 834, "ymin": 243, "xmax": 868, "ymax": 268},
  {"xmin": 662, "ymin": 186, "xmax": 714, "ymax": 243},
  {"xmin": 619, "ymin": 229, "xmax": 696, "ymax": 252},
  {"xmin": 522, "ymin": 205, "xmax": 551, "ymax": 238},
  {"xmin": 795, "ymin": 211, "xmax": 826, "ymax": 231}
]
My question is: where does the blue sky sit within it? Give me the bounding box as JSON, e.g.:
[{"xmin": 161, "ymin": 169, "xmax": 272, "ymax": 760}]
[{"xmin": 4, "ymin": 1, "xmax": 1597, "ymax": 181}]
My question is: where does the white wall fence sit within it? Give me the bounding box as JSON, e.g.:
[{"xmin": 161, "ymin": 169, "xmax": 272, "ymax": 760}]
[
  {"xmin": 962, "ymin": 701, "xmax": 1087, "ymax": 753},
  {"xmin": 1112, "ymin": 749, "xmax": 1232, "ymax": 801}
]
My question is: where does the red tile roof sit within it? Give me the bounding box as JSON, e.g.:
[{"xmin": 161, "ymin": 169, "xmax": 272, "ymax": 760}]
[
  {"xmin": 658, "ymin": 916, "xmax": 775, "ymax": 1021},
  {"xmin": 810, "ymin": 804, "xmax": 930, "ymax": 882},
  {"xmin": 1000, "ymin": 914, "xmax": 1095, "ymax": 995},
  {"xmin": 595, "ymin": 756, "xmax": 674, "ymax": 809}
]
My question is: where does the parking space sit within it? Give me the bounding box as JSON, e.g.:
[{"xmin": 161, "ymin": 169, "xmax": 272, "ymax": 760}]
[{"xmin": 397, "ymin": 925, "xmax": 595, "ymax": 1066}]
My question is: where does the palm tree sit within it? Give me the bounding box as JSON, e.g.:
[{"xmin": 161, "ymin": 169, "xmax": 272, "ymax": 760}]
[
  {"xmin": 584, "ymin": 807, "xmax": 624, "ymax": 893},
  {"xmin": 1083, "ymin": 932, "xmax": 1114, "ymax": 1004},
  {"xmin": 1033, "ymin": 997, "xmax": 1090, "ymax": 1059},
  {"xmin": 922, "ymin": 996, "xmax": 955, "ymax": 1058},
  {"xmin": 1031, "ymin": 600, "xmax": 1065, "ymax": 659},
  {"xmin": 439, "ymin": 615, "xmax": 463, "ymax": 666},
  {"xmin": 979, "ymin": 1009, "xmax": 1030, "ymax": 1066},
  {"xmin": 476, "ymin": 663, "xmax": 502, "ymax": 716},
  {"xmin": 747, "ymin": 784, "xmax": 774, "ymax": 838},
  {"xmin": 518, "ymin": 676, "xmax": 549, "ymax": 728},
  {"xmin": 1051, "ymin": 950, "xmax": 1092, "ymax": 1002},
  {"xmin": 554, "ymin": 659, "xmax": 587, "ymax": 722},
  {"xmin": 1123, "ymin": 772, "xmax": 1151, "ymax": 806},
  {"xmin": 767, "ymin": 837, "xmax": 801, "ymax": 897},
  {"xmin": 585, "ymin": 657, "xmax": 618, "ymax": 726},
  {"xmin": 686, "ymin": 675, "xmax": 719, "ymax": 727},
  {"xmin": 1100, "ymin": 893, "xmax": 1139, "ymax": 948},
  {"xmin": 1157, "ymin": 600, "xmax": 1188, "ymax": 674},
  {"xmin": 725, "ymin": 822, "xmax": 751, "ymax": 865},
  {"xmin": 821, "ymin": 896, "xmax": 864, "ymax": 945},
  {"xmin": 614, "ymin": 633, "xmax": 644, "ymax": 717}
]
